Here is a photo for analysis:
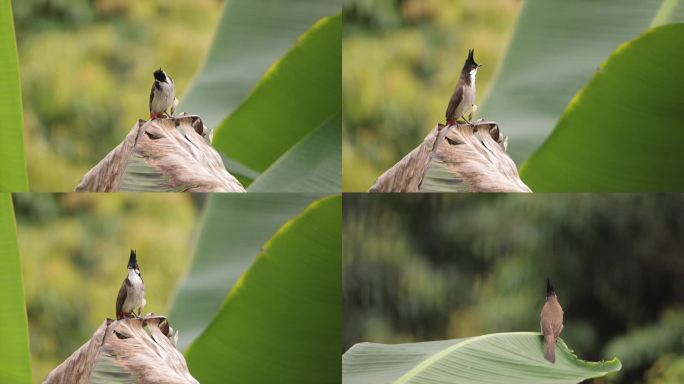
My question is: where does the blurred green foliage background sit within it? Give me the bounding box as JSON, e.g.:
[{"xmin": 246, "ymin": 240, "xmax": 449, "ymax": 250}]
[
  {"xmin": 12, "ymin": 0, "xmax": 222, "ymax": 191},
  {"xmin": 342, "ymin": 0, "xmax": 522, "ymax": 191},
  {"xmin": 13, "ymin": 193, "xmax": 198, "ymax": 382},
  {"xmin": 343, "ymin": 194, "xmax": 684, "ymax": 383}
]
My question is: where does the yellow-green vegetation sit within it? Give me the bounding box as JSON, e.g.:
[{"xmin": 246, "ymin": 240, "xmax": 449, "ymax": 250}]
[
  {"xmin": 13, "ymin": 0, "xmax": 222, "ymax": 191},
  {"xmin": 14, "ymin": 193, "xmax": 197, "ymax": 383},
  {"xmin": 342, "ymin": 0, "xmax": 522, "ymax": 191}
]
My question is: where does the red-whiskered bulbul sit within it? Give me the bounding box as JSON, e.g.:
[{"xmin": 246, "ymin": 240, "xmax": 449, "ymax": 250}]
[
  {"xmin": 540, "ymin": 278, "xmax": 564, "ymax": 363},
  {"xmin": 445, "ymin": 49, "xmax": 482, "ymax": 126},
  {"xmin": 149, "ymin": 68, "xmax": 178, "ymax": 120},
  {"xmin": 116, "ymin": 250, "xmax": 146, "ymax": 320}
]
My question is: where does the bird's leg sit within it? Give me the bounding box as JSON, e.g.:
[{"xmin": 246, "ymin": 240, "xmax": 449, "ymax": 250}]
[
  {"xmin": 468, "ymin": 104, "xmax": 478, "ymax": 123},
  {"xmin": 170, "ymin": 98, "xmax": 179, "ymax": 117},
  {"xmin": 458, "ymin": 114, "xmax": 471, "ymax": 125}
]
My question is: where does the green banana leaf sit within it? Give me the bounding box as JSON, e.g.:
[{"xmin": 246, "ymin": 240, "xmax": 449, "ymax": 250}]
[
  {"xmin": 213, "ymin": 14, "xmax": 341, "ymax": 187},
  {"xmin": 248, "ymin": 113, "xmax": 341, "ymax": 192},
  {"xmin": 0, "ymin": 2, "xmax": 28, "ymax": 191},
  {"xmin": 480, "ymin": 0, "xmax": 683, "ymax": 163},
  {"xmin": 651, "ymin": 0, "xmax": 684, "ymax": 26},
  {"xmin": 343, "ymin": 332, "xmax": 621, "ymax": 384},
  {"xmin": 421, "ymin": 161, "xmax": 468, "ymax": 192},
  {"xmin": 168, "ymin": 193, "xmax": 324, "ymax": 349},
  {"xmin": 179, "ymin": 0, "xmax": 340, "ymax": 185},
  {"xmin": 75, "ymin": 117, "xmax": 246, "ymax": 192},
  {"xmin": 520, "ymin": 24, "xmax": 684, "ymax": 191},
  {"xmin": 0, "ymin": 194, "xmax": 31, "ymax": 383},
  {"xmin": 184, "ymin": 195, "xmax": 341, "ymax": 383},
  {"xmin": 180, "ymin": 0, "xmax": 339, "ymax": 129}
]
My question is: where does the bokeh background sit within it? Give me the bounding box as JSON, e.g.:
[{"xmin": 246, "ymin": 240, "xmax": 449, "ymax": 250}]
[
  {"xmin": 12, "ymin": 0, "xmax": 222, "ymax": 191},
  {"xmin": 343, "ymin": 194, "xmax": 684, "ymax": 384},
  {"xmin": 342, "ymin": 0, "xmax": 522, "ymax": 191},
  {"xmin": 13, "ymin": 193, "xmax": 199, "ymax": 382}
]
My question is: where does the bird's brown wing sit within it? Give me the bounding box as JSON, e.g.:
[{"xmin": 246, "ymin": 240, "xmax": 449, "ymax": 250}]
[
  {"xmin": 445, "ymin": 85, "xmax": 463, "ymax": 121},
  {"xmin": 553, "ymin": 308, "xmax": 564, "ymax": 338},
  {"xmin": 541, "ymin": 301, "xmax": 564, "ymax": 337},
  {"xmin": 540, "ymin": 317, "xmax": 553, "ymax": 337},
  {"xmin": 149, "ymin": 84, "xmax": 155, "ymax": 114},
  {"xmin": 115, "ymin": 278, "xmax": 130, "ymax": 318}
]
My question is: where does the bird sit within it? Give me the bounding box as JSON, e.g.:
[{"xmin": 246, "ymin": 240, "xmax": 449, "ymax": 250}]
[
  {"xmin": 540, "ymin": 278, "xmax": 564, "ymax": 363},
  {"xmin": 115, "ymin": 250, "xmax": 146, "ymax": 320},
  {"xmin": 445, "ymin": 49, "xmax": 482, "ymax": 126},
  {"xmin": 149, "ymin": 68, "xmax": 178, "ymax": 120}
]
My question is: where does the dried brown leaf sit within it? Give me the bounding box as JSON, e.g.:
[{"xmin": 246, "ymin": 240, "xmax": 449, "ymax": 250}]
[
  {"xmin": 370, "ymin": 122, "xmax": 531, "ymax": 192},
  {"xmin": 75, "ymin": 115, "xmax": 245, "ymax": 192},
  {"xmin": 369, "ymin": 124, "xmax": 450, "ymax": 192},
  {"xmin": 44, "ymin": 316, "xmax": 198, "ymax": 384}
]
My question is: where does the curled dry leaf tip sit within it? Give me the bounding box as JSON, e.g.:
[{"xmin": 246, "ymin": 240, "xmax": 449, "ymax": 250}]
[
  {"xmin": 44, "ymin": 315, "xmax": 198, "ymax": 384},
  {"xmin": 370, "ymin": 121, "xmax": 531, "ymax": 192},
  {"xmin": 75, "ymin": 114, "xmax": 245, "ymax": 192}
]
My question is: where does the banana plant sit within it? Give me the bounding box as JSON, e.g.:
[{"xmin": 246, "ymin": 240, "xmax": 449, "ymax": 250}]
[
  {"xmin": 0, "ymin": 194, "xmax": 31, "ymax": 382},
  {"xmin": 176, "ymin": 0, "xmax": 341, "ymax": 192},
  {"xmin": 415, "ymin": 0, "xmax": 684, "ymax": 191},
  {"xmin": 2, "ymin": 193, "xmax": 341, "ymax": 383},
  {"xmin": 0, "ymin": 1, "xmax": 28, "ymax": 192},
  {"xmin": 343, "ymin": 333, "xmax": 622, "ymax": 384},
  {"xmin": 160, "ymin": 194, "xmax": 342, "ymax": 383},
  {"xmin": 0, "ymin": 0, "xmax": 341, "ymax": 192}
]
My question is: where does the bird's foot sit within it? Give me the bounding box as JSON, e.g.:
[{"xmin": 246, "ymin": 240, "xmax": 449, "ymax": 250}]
[
  {"xmin": 150, "ymin": 112, "xmax": 170, "ymax": 120},
  {"xmin": 171, "ymin": 98, "xmax": 178, "ymax": 116},
  {"xmin": 468, "ymin": 105, "xmax": 478, "ymax": 123},
  {"xmin": 117, "ymin": 312, "xmax": 135, "ymax": 320}
]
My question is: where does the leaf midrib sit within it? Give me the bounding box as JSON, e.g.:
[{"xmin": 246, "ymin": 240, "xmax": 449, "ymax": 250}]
[{"xmin": 394, "ymin": 331, "xmax": 540, "ymax": 383}]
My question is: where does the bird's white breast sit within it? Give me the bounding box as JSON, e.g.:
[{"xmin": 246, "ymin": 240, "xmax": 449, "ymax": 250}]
[
  {"xmin": 460, "ymin": 84, "xmax": 476, "ymax": 118},
  {"xmin": 151, "ymin": 81, "xmax": 176, "ymax": 114},
  {"xmin": 123, "ymin": 269, "xmax": 145, "ymax": 313}
]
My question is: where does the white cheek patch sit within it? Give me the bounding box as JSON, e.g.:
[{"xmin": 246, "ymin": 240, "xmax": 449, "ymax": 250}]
[{"xmin": 470, "ymin": 68, "xmax": 478, "ymax": 76}]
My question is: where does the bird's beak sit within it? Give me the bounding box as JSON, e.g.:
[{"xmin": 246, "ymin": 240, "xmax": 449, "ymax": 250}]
[{"xmin": 477, "ymin": 64, "xmax": 483, "ymax": 68}]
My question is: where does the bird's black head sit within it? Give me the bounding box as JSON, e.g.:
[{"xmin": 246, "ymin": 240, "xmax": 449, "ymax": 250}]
[
  {"xmin": 546, "ymin": 278, "xmax": 556, "ymax": 297},
  {"xmin": 462, "ymin": 49, "xmax": 482, "ymax": 74},
  {"xmin": 127, "ymin": 249, "xmax": 139, "ymax": 270},
  {"xmin": 153, "ymin": 68, "xmax": 167, "ymax": 83}
]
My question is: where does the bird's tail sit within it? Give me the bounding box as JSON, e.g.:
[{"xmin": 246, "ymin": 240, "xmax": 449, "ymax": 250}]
[{"xmin": 544, "ymin": 335, "xmax": 556, "ymax": 363}]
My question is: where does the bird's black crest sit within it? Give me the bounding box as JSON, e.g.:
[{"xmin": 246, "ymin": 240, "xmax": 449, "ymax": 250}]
[
  {"xmin": 128, "ymin": 249, "xmax": 138, "ymax": 269},
  {"xmin": 546, "ymin": 277, "xmax": 555, "ymax": 296},
  {"xmin": 464, "ymin": 49, "xmax": 480, "ymax": 68},
  {"xmin": 153, "ymin": 68, "xmax": 166, "ymax": 82}
]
